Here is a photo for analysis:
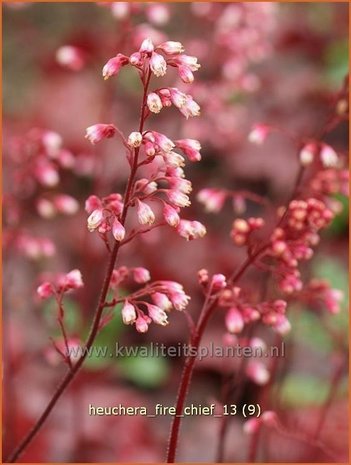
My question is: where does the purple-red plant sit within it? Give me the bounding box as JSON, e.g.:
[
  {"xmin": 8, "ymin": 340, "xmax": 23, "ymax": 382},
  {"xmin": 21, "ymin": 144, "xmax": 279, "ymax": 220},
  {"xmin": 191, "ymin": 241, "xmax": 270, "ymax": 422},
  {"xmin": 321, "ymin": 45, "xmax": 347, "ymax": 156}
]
[
  {"xmin": 6, "ymin": 37, "xmax": 205, "ymax": 462},
  {"xmin": 3, "ymin": 4, "xmax": 348, "ymax": 463}
]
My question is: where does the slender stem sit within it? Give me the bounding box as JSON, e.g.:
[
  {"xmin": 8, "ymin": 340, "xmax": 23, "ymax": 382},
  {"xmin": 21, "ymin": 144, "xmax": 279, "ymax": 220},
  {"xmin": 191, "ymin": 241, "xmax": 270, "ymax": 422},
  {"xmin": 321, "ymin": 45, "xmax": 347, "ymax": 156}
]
[
  {"xmin": 311, "ymin": 356, "xmax": 346, "ymax": 441},
  {"xmin": 216, "ymin": 323, "xmax": 255, "ymax": 462},
  {"xmin": 6, "ymin": 71, "xmax": 152, "ymax": 463}
]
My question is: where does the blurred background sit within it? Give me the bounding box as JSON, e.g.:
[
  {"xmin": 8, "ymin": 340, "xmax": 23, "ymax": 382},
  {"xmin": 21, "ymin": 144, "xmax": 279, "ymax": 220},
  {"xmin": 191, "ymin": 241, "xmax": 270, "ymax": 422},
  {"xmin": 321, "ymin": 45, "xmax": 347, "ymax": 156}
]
[{"xmin": 3, "ymin": 2, "xmax": 349, "ymax": 462}]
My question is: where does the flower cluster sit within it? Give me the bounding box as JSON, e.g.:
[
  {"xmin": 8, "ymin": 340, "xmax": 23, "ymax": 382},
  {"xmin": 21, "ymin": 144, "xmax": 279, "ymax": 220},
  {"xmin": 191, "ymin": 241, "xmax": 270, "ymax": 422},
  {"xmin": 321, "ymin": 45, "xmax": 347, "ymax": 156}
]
[
  {"xmin": 299, "ymin": 142, "xmax": 339, "ymax": 168},
  {"xmin": 268, "ymin": 198, "xmax": 334, "ymax": 294},
  {"xmin": 3, "ymin": 127, "xmax": 79, "ymax": 261},
  {"xmin": 8, "ymin": 128, "xmax": 75, "ymax": 188},
  {"xmin": 85, "ymin": 39, "xmax": 206, "ymax": 244},
  {"xmin": 303, "ymin": 279, "xmax": 344, "ymax": 315},
  {"xmin": 198, "ymin": 269, "xmax": 228, "ymax": 294},
  {"xmin": 37, "ymin": 194, "xmax": 79, "ymax": 218},
  {"xmin": 37, "ymin": 269, "xmax": 84, "ymax": 299},
  {"xmin": 12, "ymin": 233, "xmax": 56, "ymax": 261},
  {"xmin": 230, "ymin": 217, "xmax": 265, "ymax": 246},
  {"xmin": 310, "ymin": 168, "xmax": 349, "ymax": 197},
  {"xmin": 102, "ymin": 38, "xmax": 200, "ymax": 83},
  {"xmin": 222, "ymin": 292, "xmax": 290, "ymax": 337},
  {"xmin": 100, "ymin": 2, "xmax": 171, "ymax": 26},
  {"xmin": 85, "ymin": 194, "xmax": 125, "ymax": 241},
  {"xmin": 197, "ymin": 187, "xmax": 263, "ymax": 215},
  {"xmin": 109, "ymin": 266, "xmax": 190, "ymax": 332}
]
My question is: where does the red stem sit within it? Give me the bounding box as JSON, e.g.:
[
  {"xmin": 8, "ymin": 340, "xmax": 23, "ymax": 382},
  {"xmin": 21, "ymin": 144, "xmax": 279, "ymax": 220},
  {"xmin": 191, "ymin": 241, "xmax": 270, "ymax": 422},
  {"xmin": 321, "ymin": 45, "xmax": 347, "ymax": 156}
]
[
  {"xmin": 166, "ymin": 249, "xmax": 265, "ymax": 463},
  {"xmin": 6, "ymin": 71, "xmax": 152, "ymax": 463}
]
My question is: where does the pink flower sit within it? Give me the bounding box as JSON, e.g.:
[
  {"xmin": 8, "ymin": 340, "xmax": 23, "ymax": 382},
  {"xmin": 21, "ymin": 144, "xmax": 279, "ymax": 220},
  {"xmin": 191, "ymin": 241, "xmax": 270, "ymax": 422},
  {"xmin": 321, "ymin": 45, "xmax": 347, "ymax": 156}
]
[
  {"xmin": 54, "ymin": 195, "xmax": 79, "ymax": 215},
  {"xmin": 325, "ymin": 288, "xmax": 344, "ymax": 314},
  {"xmin": 37, "ymin": 198, "xmax": 56, "ymax": 219},
  {"xmin": 37, "ymin": 282, "xmax": 54, "ymax": 299},
  {"xmin": 150, "ymin": 52, "xmax": 167, "ymax": 77},
  {"xmin": 169, "ymin": 88, "xmax": 187, "ymax": 108},
  {"xmin": 85, "ymin": 195, "xmax": 102, "ymax": 214},
  {"xmin": 246, "ymin": 361, "xmax": 270, "ymax": 385},
  {"xmin": 225, "ymin": 307, "xmax": 244, "ymax": 333},
  {"xmin": 146, "ymin": 131, "xmax": 175, "ymax": 153},
  {"xmin": 175, "ymin": 139, "xmax": 202, "ymax": 162},
  {"xmin": 178, "ymin": 96, "xmax": 201, "ymax": 119},
  {"xmin": 299, "ymin": 143, "xmax": 316, "ymax": 166},
  {"xmin": 129, "ymin": 52, "xmax": 143, "ymax": 66},
  {"xmin": 35, "ymin": 162, "xmax": 59, "ymax": 187},
  {"xmin": 168, "ymin": 289, "xmax": 190, "ymax": 311},
  {"xmin": 112, "ymin": 219, "xmax": 126, "ymax": 242},
  {"xmin": 167, "ymin": 190, "xmax": 191, "ymax": 208},
  {"xmin": 163, "ymin": 204, "xmax": 180, "ymax": 227},
  {"xmin": 152, "ymin": 292, "xmax": 172, "ymax": 311},
  {"xmin": 41, "ymin": 130, "xmax": 63, "ymax": 157},
  {"xmin": 121, "ymin": 302, "xmax": 137, "ymax": 325},
  {"xmin": 176, "ymin": 220, "xmax": 207, "ymax": 240},
  {"xmin": 178, "ymin": 65, "xmax": 194, "ymax": 84},
  {"xmin": 211, "ymin": 274, "xmax": 227, "ymax": 292},
  {"xmin": 85, "ymin": 124, "xmax": 116, "ymax": 145},
  {"xmin": 273, "ymin": 315, "xmax": 291, "ymax": 335},
  {"xmin": 56, "ymin": 45, "xmax": 85, "ymax": 71},
  {"xmin": 110, "ymin": 2, "xmax": 129, "ymax": 19},
  {"xmin": 147, "ymin": 304, "xmax": 169, "ymax": 326},
  {"xmin": 147, "ymin": 92, "xmax": 163, "ymax": 113},
  {"xmin": 230, "ymin": 218, "xmax": 250, "ymax": 246},
  {"xmin": 248, "ymin": 124, "xmax": 270, "ymax": 145},
  {"xmin": 87, "ymin": 208, "xmax": 104, "ymax": 232},
  {"xmin": 133, "ymin": 267, "xmax": 151, "ymax": 283},
  {"xmin": 197, "ymin": 188, "xmax": 226, "ymax": 213},
  {"xmin": 139, "ymin": 37, "xmax": 154, "ymax": 54},
  {"xmin": 320, "ymin": 144, "xmax": 338, "ymax": 168},
  {"xmin": 171, "ymin": 54, "xmax": 201, "ymax": 71},
  {"xmin": 261, "ymin": 411, "xmax": 278, "ymax": 428},
  {"xmin": 136, "ymin": 199, "xmax": 155, "ymax": 225},
  {"xmin": 135, "ymin": 315, "xmax": 150, "ymax": 333},
  {"xmin": 243, "ymin": 418, "xmax": 260, "ymax": 435},
  {"xmin": 64, "ymin": 269, "xmax": 84, "ymax": 290},
  {"xmin": 146, "ymin": 4, "xmax": 170, "ymax": 26},
  {"xmin": 102, "ymin": 53, "xmax": 129, "ymax": 80},
  {"xmin": 157, "ymin": 41, "xmax": 184, "ymax": 55},
  {"xmin": 164, "ymin": 152, "xmax": 185, "ymax": 168},
  {"xmin": 127, "ymin": 131, "xmax": 143, "ymax": 147}
]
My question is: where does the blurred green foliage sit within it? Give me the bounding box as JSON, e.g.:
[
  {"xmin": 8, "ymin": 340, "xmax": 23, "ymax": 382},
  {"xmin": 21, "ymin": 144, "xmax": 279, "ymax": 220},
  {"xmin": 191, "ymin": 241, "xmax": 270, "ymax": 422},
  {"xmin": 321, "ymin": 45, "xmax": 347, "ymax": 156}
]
[{"xmin": 118, "ymin": 351, "xmax": 170, "ymax": 389}]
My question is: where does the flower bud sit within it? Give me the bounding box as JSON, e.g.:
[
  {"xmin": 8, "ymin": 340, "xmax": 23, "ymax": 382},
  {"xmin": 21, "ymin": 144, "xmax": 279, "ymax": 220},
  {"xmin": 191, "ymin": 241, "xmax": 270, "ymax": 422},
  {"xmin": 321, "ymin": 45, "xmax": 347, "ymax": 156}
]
[
  {"xmin": 147, "ymin": 92, "xmax": 163, "ymax": 113},
  {"xmin": 37, "ymin": 282, "xmax": 54, "ymax": 299},
  {"xmin": 87, "ymin": 208, "xmax": 104, "ymax": 232},
  {"xmin": 136, "ymin": 200, "xmax": 155, "ymax": 225},
  {"xmin": 158, "ymin": 41, "xmax": 184, "ymax": 55},
  {"xmin": 121, "ymin": 302, "xmax": 137, "ymax": 325},
  {"xmin": 112, "ymin": 218, "xmax": 126, "ymax": 242},
  {"xmin": 225, "ymin": 307, "xmax": 244, "ymax": 334},
  {"xmin": 127, "ymin": 131, "xmax": 143, "ymax": 148},
  {"xmin": 133, "ymin": 267, "xmax": 151, "ymax": 283},
  {"xmin": 150, "ymin": 52, "xmax": 167, "ymax": 77},
  {"xmin": 85, "ymin": 124, "xmax": 116, "ymax": 144}
]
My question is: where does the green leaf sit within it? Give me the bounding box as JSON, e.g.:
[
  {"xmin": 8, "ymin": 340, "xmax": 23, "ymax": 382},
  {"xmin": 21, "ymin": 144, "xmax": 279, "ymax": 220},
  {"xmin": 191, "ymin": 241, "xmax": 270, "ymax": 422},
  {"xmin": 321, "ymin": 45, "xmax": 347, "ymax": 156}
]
[
  {"xmin": 279, "ymin": 374, "xmax": 330, "ymax": 407},
  {"xmin": 289, "ymin": 309, "xmax": 333, "ymax": 353},
  {"xmin": 324, "ymin": 39, "xmax": 349, "ymax": 86},
  {"xmin": 118, "ymin": 350, "xmax": 170, "ymax": 389},
  {"xmin": 42, "ymin": 297, "xmax": 82, "ymax": 334},
  {"xmin": 312, "ymin": 255, "xmax": 349, "ymax": 334},
  {"xmin": 325, "ymin": 194, "xmax": 349, "ymax": 236}
]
